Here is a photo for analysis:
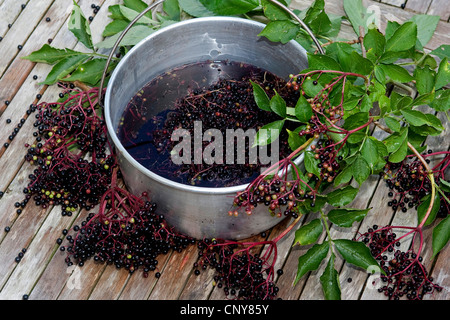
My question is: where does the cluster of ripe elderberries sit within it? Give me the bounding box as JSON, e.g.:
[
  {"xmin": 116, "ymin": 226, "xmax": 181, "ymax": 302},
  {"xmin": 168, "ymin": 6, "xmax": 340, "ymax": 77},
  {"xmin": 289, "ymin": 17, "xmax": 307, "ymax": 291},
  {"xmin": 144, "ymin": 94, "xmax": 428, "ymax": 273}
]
[
  {"xmin": 22, "ymin": 88, "xmax": 116, "ymax": 216},
  {"xmin": 151, "ymin": 72, "xmax": 296, "ymax": 186},
  {"xmin": 61, "ymin": 186, "xmax": 195, "ymax": 277},
  {"xmin": 382, "ymin": 151, "xmax": 450, "ymax": 217},
  {"xmin": 194, "ymin": 238, "xmax": 282, "ymax": 300},
  {"xmin": 360, "ymin": 225, "xmax": 442, "ymax": 300}
]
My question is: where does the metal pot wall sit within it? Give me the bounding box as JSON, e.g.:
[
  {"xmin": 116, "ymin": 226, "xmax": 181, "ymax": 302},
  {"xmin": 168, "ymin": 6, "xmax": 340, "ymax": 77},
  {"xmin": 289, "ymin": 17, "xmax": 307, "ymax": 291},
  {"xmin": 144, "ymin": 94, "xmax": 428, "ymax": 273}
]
[{"xmin": 104, "ymin": 16, "xmax": 308, "ymax": 240}]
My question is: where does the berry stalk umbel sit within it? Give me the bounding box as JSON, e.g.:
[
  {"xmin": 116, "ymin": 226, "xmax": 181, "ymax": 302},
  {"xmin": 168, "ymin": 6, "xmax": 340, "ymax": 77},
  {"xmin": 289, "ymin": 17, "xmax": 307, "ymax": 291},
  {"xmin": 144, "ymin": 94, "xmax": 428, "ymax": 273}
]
[
  {"xmin": 62, "ymin": 168, "xmax": 195, "ymax": 276},
  {"xmin": 234, "ymin": 70, "xmax": 371, "ymax": 218},
  {"xmin": 358, "ymin": 143, "xmax": 445, "ymax": 300},
  {"xmin": 23, "ymin": 86, "xmax": 116, "ymax": 215}
]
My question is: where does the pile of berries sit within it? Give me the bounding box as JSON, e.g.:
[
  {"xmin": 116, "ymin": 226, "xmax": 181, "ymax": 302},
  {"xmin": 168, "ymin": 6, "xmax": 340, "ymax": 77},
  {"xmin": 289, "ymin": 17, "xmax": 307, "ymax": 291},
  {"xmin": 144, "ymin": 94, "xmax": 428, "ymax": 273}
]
[
  {"xmin": 194, "ymin": 238, "xmax": 281, "ymax": 300},
  {"xmin": 360, "ymin": 225, "xmax": 442, "ymax": 300},
  {"xmin": 151, "ymin": 72, "xmax": 297, "ymax": 186},
  {"xmin": 382, "ymin": 152, "xmax": 449, "ymax": 217},
  {"xmin": 234, "ymin": 177, "xmax": 306, "ymax": 218},
  {"xmin": 309, "ymin": 137, "xmax": 342, "ymax": 183},
  {"xmin": 62, "ymin": 184, "xmax": 195, "ymax": 277},
  {"xmin": 22, "ymin": 88, "xmax": 116, "ymax": 215},
  {"xmin": 382, "ymin": 158, "xmax": 431, "ymax": 213}
]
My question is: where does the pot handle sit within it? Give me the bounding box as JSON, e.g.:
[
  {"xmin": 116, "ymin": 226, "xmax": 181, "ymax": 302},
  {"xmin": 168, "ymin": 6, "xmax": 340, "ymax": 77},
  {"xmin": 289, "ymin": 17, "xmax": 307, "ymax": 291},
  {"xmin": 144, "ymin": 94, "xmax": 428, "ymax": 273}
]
[{"xmin": 97, "ymin": 0, "xmax": 324, "ymax": 106}]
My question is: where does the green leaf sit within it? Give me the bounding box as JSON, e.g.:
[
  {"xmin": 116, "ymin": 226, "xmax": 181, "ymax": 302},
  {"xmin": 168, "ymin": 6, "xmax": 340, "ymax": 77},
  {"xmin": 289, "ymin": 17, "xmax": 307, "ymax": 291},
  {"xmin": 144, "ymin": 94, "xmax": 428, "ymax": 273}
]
[
  {"xmin": 383, "ymin": 127, "xmax": 408, "ymax": 153},
  {"xmin": 379, "ymin": 50, "xmax": 412, "ymax": 64},
  {"xmin": 430, "ymin": 44, "xmax": 450, "ymax": 59},
  {"xmin": 343, "ymin": 0, "xmax": 369, "ymax": 35},
  {"xmin": 96, "ymin": 25, "xmax": 154, "ymax": 48},
  {"xmin": 258, "ymin": 20, "xmax": 300, "ymax": 44},
  {"xmin": 302, "ymin": 0, "xmax": 333, "ymax": 36},
  {"xmin": 414, "ymin": 66, "xmax": 436, "ymax": 95},
  {"xmin": 302, "ymin": 76, "xmax": 324, "ymax": 98},
  {"xmin": 294, "ymin": 242, "xmax": 330, "ymax": 284},
  {"xmin": 334, "ymin": 239, "xmax": 380, "ymax": 272},
  {"xmin": 364, "ymin": 27, "xmax": 385, "ymax": 62},
  {"xmin": 401, "ymin": 109, "xmax": 444, "ymax": 130},
  {"xmin": 343, "ymin": 112, "xmax": 369, "ymax": 131},
  {"xmin": 388, "ymin": 135, "xmax": 408, "ymax": 163},
  {"xmin": 304, "ymin": 151, "xmax": 321, "ymax": 178},
  {"xmin": 326, "ymin": 186, "xmax": 359, "ymax": 207},
  {"xmin": 21, "ymin": 44, "xmax": 85, "ymax": 64},
  {"xmin": 68, "ymin": 1, "xmax": 94, "ymax": 50},
  {"xmin": 199, "ymin": 0, "xmax": 259, "ymax": 15},
  {"xmin": 361, "ymin": 137, "xmax": 379, "ymax": 169},
  {"xmin": 409, "ymin": 14, "xmax": 440, "ymax": 47},
  {"xmin": 252, "ymin": 119, "xmax": 285, "ymax": 147},
  {"xmin": 320, "ymin": 253, "xmax": 341, "ymax": 300},
  {"xmin": 334, "ymin": 165, "xmax": 353, "ymax": 186},
  {"xmin": 178, "ymin": 0, "xmax": 215, "ymax": 17},
  {"xmin": 270, "ymin": 90, "xmax": 287, "ymax": 118},
  {"xmin": 303, "ymin": 194, "xmax": 328, "ymax": 213},
  {"xmin": 250, "ymin": 80, "xmax": 271, "ymax": 112},
  {"xmin": 63, "ymin": 58, "xmax": 112, "ymax": 86},
  {"xmin": 262, "ymin": 0, "xmax": 291, "ymax": 20},
  {"xmin": 295, "ymin": 94, "xmax": 313, "ymax": 122},
  {"xmin": 307, "ymin": 53, "xmax": 342, "ymax": 71},
  {"xmin": 412, "ymin": 92, "xmax": 435, "ymax": 106},
  {"xmin": 328, "ymin": 208, "xmax": 370, "ymax": 227},
  {"xmin": 119, "ymin": 5, "xmax": 156, "ymax": 24},
  {"xmin": 435, "ymin": 58, "xmax": 450, "ymax": 90},
  {"xmin": 432, "ymin": 215, "xmax": 450, "ymax": 258},
  {"xmin": 353, "ymin": 156, "xmax": 370, "ymax": 185},
  {"xmin": 294, "ymin": 219, "xmax": 323, "ymax": 246},
  {"xmin": 162, "ymin": 0, "xmax": 181, "ymax": 20},
  {"xmin": 384, "ymin": 116, "xmax": 401, "ymax": 132},
  {"xmin": 379, "ymin": 64, "xmax": 413, "ymax": 83},
  {"xmin": 349, "ymin": 51, "xmax": 374, "ymax": 75},
  {"xmin": 102, "ymin": 19, "xmax": 129, "ymax": 37},
  {"xmin": 430, "ymin": 89, "xmax": 450, "ymax": 112},
  {"xmin": 286, "ymin": 127, "xmax": 306, "ymax": 151},
  {"xmin": 385, "ymin": 21, "xmax": 417, "ymax": 53},
  {"xmin": 440, "ymin": 178, "xmax": 450, "ymax": 193},
  {"xmin": 417, "ymin": 193, "xmax": 441, "ymax": 226},
  {"xmin": 40, "ymin": 55, "xmax": 88, "ymax": 85}
]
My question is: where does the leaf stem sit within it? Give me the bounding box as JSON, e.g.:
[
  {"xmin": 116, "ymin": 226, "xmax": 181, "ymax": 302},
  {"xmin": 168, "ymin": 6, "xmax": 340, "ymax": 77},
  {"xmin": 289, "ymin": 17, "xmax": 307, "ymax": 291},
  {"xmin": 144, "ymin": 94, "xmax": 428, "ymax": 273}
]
[{"xmin": 407, "ymin": 142, "xmax": 436, "ymax": 228}]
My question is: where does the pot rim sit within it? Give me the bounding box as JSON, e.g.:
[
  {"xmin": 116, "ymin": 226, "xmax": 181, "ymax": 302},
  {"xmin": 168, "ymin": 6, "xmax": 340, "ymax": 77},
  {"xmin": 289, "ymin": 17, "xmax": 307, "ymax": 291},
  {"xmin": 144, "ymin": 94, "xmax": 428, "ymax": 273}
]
[{"xmin": 104, "ymin": 16, "xmax": 306, "ymax": 195}]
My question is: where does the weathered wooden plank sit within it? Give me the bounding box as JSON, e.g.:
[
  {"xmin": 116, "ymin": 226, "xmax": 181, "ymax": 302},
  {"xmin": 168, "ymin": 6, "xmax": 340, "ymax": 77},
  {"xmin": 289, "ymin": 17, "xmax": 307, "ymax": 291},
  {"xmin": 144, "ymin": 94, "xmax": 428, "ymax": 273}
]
[
  {"xmin": 0, "ymin": 0, "xmax": 28, "ymax": 43},
  {"xmin": 0, "ymin": 0, "xmax": 448, "ymax": 302},
  {"xmin": 0, "ymin": 0, "xmax": 55, "ymax": 77},
  {"xmin": 427, "ymin": 0, "xmax": 450, "ymax": 21},
  {"xmin": 0, "ymin": 0, "xmax": 75, "ymax": 113},
  {"xmin": 0, "ymin": 0, "xmax": 111, "ymax": 300},
  {"xmin": 147, "ymin": 245, "xmax": 198, "ymax": 299},
  {"xmin": 405, "ymin": 0, "xmax": 432, "ymax": 14},
  {"xmin": 380, "ymin": 0, "xmax": 406, "ymax": 8}
]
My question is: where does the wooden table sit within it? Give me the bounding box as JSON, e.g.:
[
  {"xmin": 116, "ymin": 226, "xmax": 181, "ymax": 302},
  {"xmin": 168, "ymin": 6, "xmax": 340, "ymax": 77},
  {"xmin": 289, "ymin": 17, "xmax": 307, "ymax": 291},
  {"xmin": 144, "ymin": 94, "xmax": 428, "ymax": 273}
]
[{"xmin": 0, "ymin": 0, "xmax": 448, "ymax": 301}]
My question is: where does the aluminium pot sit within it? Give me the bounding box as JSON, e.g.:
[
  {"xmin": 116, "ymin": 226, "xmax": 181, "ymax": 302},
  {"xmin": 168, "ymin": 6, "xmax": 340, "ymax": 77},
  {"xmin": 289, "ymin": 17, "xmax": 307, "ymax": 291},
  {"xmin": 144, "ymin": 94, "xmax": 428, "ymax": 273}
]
[{"xmin": 104, "ymin": 16, "xmax": 309, "ymax": 240}]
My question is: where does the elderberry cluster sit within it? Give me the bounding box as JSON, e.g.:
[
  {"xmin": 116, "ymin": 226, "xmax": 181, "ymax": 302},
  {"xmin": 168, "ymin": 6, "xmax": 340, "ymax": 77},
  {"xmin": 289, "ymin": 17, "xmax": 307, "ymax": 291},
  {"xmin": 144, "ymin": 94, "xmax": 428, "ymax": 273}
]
[
  {"xmin": 194, "ymin": 239, "xmax": 281, "ymax": 300},
  {"xmin": 151, "ymin": 71, "xmax": 297, "ymax": 186},
  {"xmin": 382, "ymin": 153, "xmax": 449, "ymax": 217},
  {"xmin": 22, "ymin": 89, "xmax": 116, "ymax": 215},
  {"xmin": 382, "ymin": 159, "xmax": 430, "ymax": 213},
  {"xmin": 361, "ymin": 225, "xmax": 442, "ymax": 300},
  {"xmin": 309, "ymin": 137, "xmax": 341, "ymax": 183},
  {"xmin": 62, "ymin": 197, "xmax": 195, "ymax": 277},
  {"xmin": 234, "ymin": 178, "xmax": 303, "ymax": 218}
]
